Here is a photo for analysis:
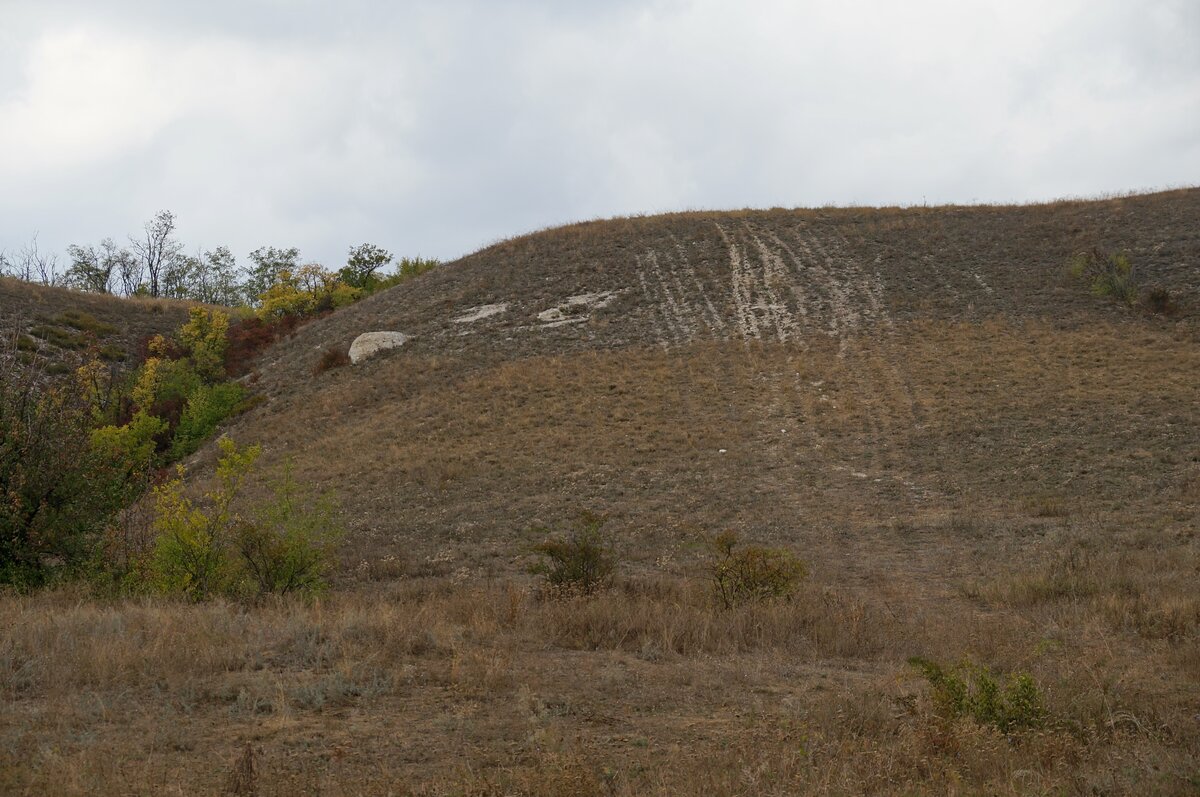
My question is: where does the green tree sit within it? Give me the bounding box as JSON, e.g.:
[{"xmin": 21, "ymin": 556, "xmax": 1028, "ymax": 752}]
[
  {"xmin": 246, "ymin": 246, "xmax": 301, "ymax": 306},
  {"xmin": 340, "ymin": 243, "xmax": 393, "ymax": 291}
]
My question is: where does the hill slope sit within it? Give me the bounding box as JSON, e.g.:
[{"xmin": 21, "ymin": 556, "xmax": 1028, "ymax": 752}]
[{"xmin": 225, "ymin": 190, "xmax": 1199, "ymax": 575}]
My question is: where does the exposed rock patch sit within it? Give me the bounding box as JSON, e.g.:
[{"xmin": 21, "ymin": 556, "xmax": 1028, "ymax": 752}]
[
  {"xmin": 349, "ymin": 331, "xmax": 409, "ymax": 364},
  {"xmin": 452, "ymin": 303, "xmax": 509, "ymax": 323}
]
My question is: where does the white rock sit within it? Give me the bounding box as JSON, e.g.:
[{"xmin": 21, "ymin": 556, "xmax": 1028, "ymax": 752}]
[
  {"xmin": 349, "ymin": 331, "xmax": 409, "ymax": 364},
  {"xmin": 452, "ymin": 303, "xmax": 508, "ymax": 323}
]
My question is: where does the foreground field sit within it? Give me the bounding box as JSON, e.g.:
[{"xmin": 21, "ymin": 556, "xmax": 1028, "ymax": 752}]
[{"xmin": 2, "ymin": 547, "xmax": 1196, "ymax": 795}]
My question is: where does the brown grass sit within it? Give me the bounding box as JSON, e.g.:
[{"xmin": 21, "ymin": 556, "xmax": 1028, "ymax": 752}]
[{"xmin": 2, "ymin": 552, "xmax": 1196, "ymax": 795}]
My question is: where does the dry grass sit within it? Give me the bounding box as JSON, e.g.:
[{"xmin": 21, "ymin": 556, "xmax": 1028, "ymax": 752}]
[{"xmin": 2, "ymin": 549, "xmax": 1196, "ymax": 795}]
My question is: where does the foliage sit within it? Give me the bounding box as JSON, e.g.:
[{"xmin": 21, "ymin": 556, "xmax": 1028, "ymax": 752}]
[
  {"xmin": 169, "ymin": 382, "xmax": 248, "ymax": 460},
  {"xmin": 375, "ymin": 256, "xmax": 440, "ymax": 292},
  {"xmin": 705, "ymin": 531, "xmax": 806, "ymax": 609},
  {"xmin": 908, "ymin": 657, "xmax": 1048, "ymax": 734},
  {"xmin": 235, "ymin": 462, "xmax": 343, "ymax": 597},
  {"xmin": 177, "ymin": 307, "xmax": 230, "ymax": 382},
  {"xmin": 529, "ymin": 512, "xmax": 617, "ymax": 595},
  {"xmin": 148, "ymin": 439, "xmax": 341, "ymax": 601},
  {"xmin": 246, "ymin": 246, "xmax": 301, "ymax": 305},
  {"xmin": 0, "ymin": 336, "xmax": 129, "ymax": 587},
  {"xmin": 258, "ymin": 268, "xmax": 318, "ymax": 319},
  {"xmin": 340, "ymin": 243, "xmax": 394, "ymax": 291},
  {"xmin": 1067, "ymin": 248, "xmax": 1138, "ymax": 306},
  {"xmin": 148, "ymin": 438, "xmax": 260, "ymax": 601}
]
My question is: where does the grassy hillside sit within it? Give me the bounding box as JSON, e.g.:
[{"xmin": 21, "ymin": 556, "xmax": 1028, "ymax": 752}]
[
  {"xmin": 0, "ymin": 277, "xmax": 197, "ymax": 370},
  {"xmin": 2, "ymin": 190, "xmax": 1198, "ymax": 795}
]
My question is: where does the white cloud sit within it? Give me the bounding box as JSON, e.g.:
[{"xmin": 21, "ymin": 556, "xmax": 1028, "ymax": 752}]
[{"xmin": 0, "ymin": 0, "xmax": 1196, "ymax": 266}]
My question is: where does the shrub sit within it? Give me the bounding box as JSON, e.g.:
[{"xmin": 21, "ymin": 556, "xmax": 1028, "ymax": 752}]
[
  {"xmin": 529, "ymin": 512, "xmax": 617, "ymax": 596},
  {"xmin": 313, "ymin": 346, "xmax": 351, "ymax": 375},
  {"xmin": 706, "ymin": 531, "xmax": 806, "ymax": 609},
  {"xmin": 1, "ymin": 337, "xmax": 130, "ymax": 586},
  {"xmin": 908, "ymin": 657, "xmax": 1048, "ymax": 734},
  {"xmin": 235, "ymin": 463, "xmax": 342, "ymax": 597},
  {"xmin": 177, "ymin": 306, "xmax": 230, "ymax": 382},
  {"xmin": 1067, "ymin": 248, "xmax": 1138, "ymax": 306},
  {"xmin": 55, "ymin": 309, "xmax": 116, "ymax": 337},
  {"xmin": 148, "ymin": 438, "xmax": 260, "ymax": 601},
  {"xmin": 169, "ymin": 382, "xmax": 248, "ymax": 460},
  {"xmin": 148, "ymin": 438, "xmax": 342, "ymax": 601}
]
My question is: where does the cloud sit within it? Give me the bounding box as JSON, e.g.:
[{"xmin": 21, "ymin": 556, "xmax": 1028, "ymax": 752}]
[{"xmin": 0, "ymin": 0, "xmax": 1196, "ymax": 268}]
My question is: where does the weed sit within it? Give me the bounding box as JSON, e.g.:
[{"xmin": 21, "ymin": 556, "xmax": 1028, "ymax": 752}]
[
  {"xmin": 705, "ymin": 531, "xmax": 806, "ymax": 609},
  {"xmin": 908, "ymin": 656, "xmax": 1048, "ymax": 734},
  {"xmin": 1141, "ymin": 286, "xmax": 1176, "ymax": 315},
  {"xmin": 1066, "ymin": 248, "xmax": 1138, "ymax": 305}
]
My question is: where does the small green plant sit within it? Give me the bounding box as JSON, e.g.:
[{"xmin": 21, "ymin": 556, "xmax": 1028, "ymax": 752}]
[
  {"xmin": 908, "ymin": 656, "xmax": 1048, "ymax": 734},
  {"xmin": 529, "ymin": 511, "xmax": 616, "ymax": 596},
  {"xmin": 1067, "ymin": 248, "xmax": 1138, "ymax": 306},
  {"xmin": 705, "ymin": 531, "xmax": 806, "ymax": 609}
]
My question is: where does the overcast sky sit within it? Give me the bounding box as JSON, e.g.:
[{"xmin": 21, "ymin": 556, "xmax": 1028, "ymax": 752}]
[{"xmin": 2, "ymin": 0, "xmax": 1197, "ymax": 268}]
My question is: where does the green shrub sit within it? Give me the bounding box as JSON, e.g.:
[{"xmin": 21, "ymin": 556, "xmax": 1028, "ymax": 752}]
[
  {"xmin": 169, "ymin": 382, "xmax": 247, "ymax": 459},
  {"xmin": 148, "ymin": 438, "xmax": 260, "ymax": 601},
  {"xmin": 29, "ymin": 323, "xmax": 86, "ymax": 350},
  {"xmin": 1, "ymin": 347, "xmax": 130, "ymax": 587},
  {"xmin": 908, "ymin": 656, "xmax": 1048, "ymax": 734},
  {"xmin": 529, "ymin": 512, "xmax": 616, "ymax": 596},
  {"xmin": 1067, "ymin": 248, "xmax": 1138, "ymax": 306},
  {"xmin": 148, "ymin": 438, "xmax": 341, "ymax": 601},
  {"xmin": 705, "ymin": 531, "xmax": 806, "ymax": 609},
  {"xmin": 235, "ymin": 463, "xmax": 342, "ymax": 597}
]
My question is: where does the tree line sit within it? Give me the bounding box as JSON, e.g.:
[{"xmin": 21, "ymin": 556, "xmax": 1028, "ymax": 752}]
[{"xmin": 0, "ymin": 210, "xmax": 433, "ymax": 307}]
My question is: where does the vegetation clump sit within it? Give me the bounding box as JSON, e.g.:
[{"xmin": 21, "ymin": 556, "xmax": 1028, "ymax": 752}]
[
  {"xmin": 529, "ymin": 512, "xmax": 617, "ymax": 596},
  {"xmin": 1067, "ymin": 248, "xmax": 1138, "ymax": 306},
  {"xmin": 705, "ymin": 531, "xmax": 806, "ymax": 609},
  {"xmin": 908, "ymin": 656, "xmax": 1048, "ymax": 734},
  {"xmin": 149, "ymin": 438, "xmax": 342, "ymax": 601}
]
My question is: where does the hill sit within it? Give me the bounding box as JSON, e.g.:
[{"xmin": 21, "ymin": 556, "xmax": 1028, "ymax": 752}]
[
  {"xmin": 3, "ymin": 189, "xmax": 1198, "ymax": 794},
  {"xmin": 229, "ymin": 189, "xmax": 1199, "ymax": 570},
  {"xmin": 0, "ymin": 277, "xmax": 197, "ymax": 370}
]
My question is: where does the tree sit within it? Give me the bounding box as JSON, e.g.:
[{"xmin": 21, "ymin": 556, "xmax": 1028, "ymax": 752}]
[
  {"xmin": 130, "ymin": 210, "xmax": 183, "ymax": 298},
  {"xmin": 340, "ymin": 243, "xmax": 393, "ymax": 290},
  {"xmin": 2, "ymin": 235, "xmax": 62, "ymax": 286},
  {"xmin": 246, "ymin": 246, "xmax": 300, "ymax": 305},
  {"xmin": 201, "ymin": 246, "xmax": 243, "ymax": 306},
  {"xmin": 65, "ymin": 238, "xmax": 131, "ymax": 294}
]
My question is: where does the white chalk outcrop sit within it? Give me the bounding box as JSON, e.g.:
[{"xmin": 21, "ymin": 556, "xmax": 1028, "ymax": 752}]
[{"xmin": 349, "ymin": 331, "xmax": 409, "ymax": 364}]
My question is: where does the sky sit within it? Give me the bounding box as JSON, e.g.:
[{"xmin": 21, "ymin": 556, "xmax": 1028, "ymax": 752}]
[{"xmin": 1, "ymin": 0, "xmax": 1197, "ymax": 268}]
